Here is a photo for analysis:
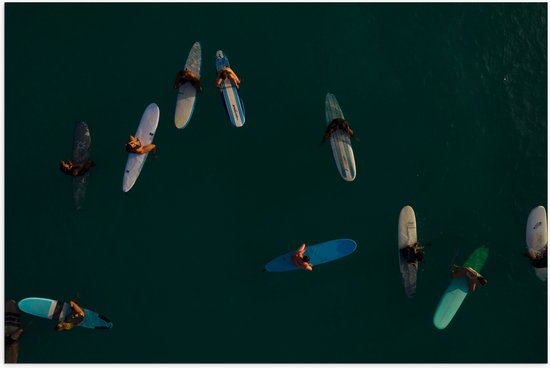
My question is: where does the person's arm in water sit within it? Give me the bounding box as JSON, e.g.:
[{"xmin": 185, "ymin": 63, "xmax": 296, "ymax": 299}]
[{"xmin": 69, "ymin": 301, "xmax": 85, "ymax": 316}]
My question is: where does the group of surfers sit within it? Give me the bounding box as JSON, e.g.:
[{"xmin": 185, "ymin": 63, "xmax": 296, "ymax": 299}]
[
  {"xmin": 293, "ymin": 241, "xmax": 547, "ymax": 293},
  {"xmin": 52, "ymin": 64, "xmax": 547, "ymax": 338},
  {"xmin": 59, "ymin": 65, "xmax": 356, "ymax": 178}
]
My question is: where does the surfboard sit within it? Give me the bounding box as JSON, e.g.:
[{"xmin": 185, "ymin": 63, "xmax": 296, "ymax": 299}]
[
  {"xmin": 526, "ymin": 206, "xmax": 547, "ymax": 281},
  {"xmin": 72, "ymin": 121, "xmax": 91, "ymax": 210},
  {"xmin": 5, "ymin": 300, "xmax": 21, "ymax": 363},
  {"xmin": 398, "ymin": 205, "xmax": 418, "ymax": 297},
  {"xmin": 17, "ymin": 297, "xmax": 113, "ymax": 330},
  {"xmin": 175, "ymin": 41, "xmax": 201, "ymax": 129},
  {"xmin": 215, "ymin": 50, "xmax": 245, "ymax": 127},
  {"xmin": 122, "ymin": 103, "xmax": 160, "ymax": 192},
  {"xmin": 265, "ymin": 239, "xmax": 357, "ymax": 272},
  {"xmin": 325, "ymin": 93, "xmax": 356, "ymax": 182},
  {"xmin": 433, "ymin": 246, "xmax": 489, "ymax": 330}
]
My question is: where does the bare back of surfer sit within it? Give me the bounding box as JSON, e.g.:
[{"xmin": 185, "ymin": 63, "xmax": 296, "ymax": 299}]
[
  {"xmin": 450, "ymin": 264, "xmax": 487, "ymax": 292},
  {"xmin": 125, "ymin": 135, "xmax": 157, "ymax": 156},
  {"xmin": 323, "ymin": 118, "xmax": 354, "ymax": 142},
  {"xmin": 55, "ymin": 300, "xmax": 85, "ymax": 331},
  {"xmin": 216, "ymin": 67, "xmax": 241, "ymax": 90},
  {"xmin": 59, "ymin": 160, "xmax": 95, "ymax": 177},
  {"xmin": 173, "ymin": 69, "xmax": 202, "ymax": 92},
  {"xmin": 293, "ymin": 244, "xmax": 313, "ymax": 271}
]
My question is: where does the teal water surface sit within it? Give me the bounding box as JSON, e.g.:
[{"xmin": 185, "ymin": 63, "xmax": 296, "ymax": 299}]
[{"xmin": 5, "ymin": 3, "xmax": 547, "ymax": 363}]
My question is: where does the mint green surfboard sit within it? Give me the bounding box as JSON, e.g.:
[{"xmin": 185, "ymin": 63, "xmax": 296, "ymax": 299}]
[{"xmin": 433, "ymin": 246, "xmax": 489, "ymax": 330}]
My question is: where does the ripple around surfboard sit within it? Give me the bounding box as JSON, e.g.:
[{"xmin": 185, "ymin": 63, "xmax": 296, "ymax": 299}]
[
  {"xmin": 175, "ymin": 41, "xmax": 201, "ymax": 129},
  {"xmin": 433, "ymin": 246, "xmax": 489, "ymax": 330},
  {"xmin": 264, "ymin": 239, "xmax": 357, "ymax": 272},
  {"xmin": 122, "ymin": 103, "xmax": 160, "ymax": 192},
  {"xmin": 72, "ymin": 121, "xmax": 91, "ymax": 210},
  {"xmin": 215, "ymin": 50, "xmax": 245, "ymax": 127},
  {"xmin": 325, "ymin": 93, "xmax": 356, "ymax": 182}
]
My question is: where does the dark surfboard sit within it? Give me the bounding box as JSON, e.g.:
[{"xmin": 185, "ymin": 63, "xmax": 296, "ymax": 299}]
[{"xmin": 72, "ymin": 121, "xmax": 91, "ymax": 210}]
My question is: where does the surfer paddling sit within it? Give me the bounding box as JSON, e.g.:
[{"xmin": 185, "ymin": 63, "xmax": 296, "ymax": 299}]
[
  {"xmin": 449, "ymin": 264, "xmax": 487, "ymax": 292},
  {"xmin": 400, "ymin": 242, "xmax": 425, "ymax": 264},
  {"xmin": 55, "ymin": 300, "xmax": 85, "ymax": 331},
  {"xmin": 323, "ymin": 118, "xmax": 354, "ymax": 142},
  {"xmin": 293, "ymin": 244, "xmax": 313, "ymax": 271},
  {"xmin": 59, "ymin": 159, "xmax": 95, "ymax": 176},
  {"xmin": 216, "ymin": 67, "xmax": 241, "ymax": 90},
  {"xmin": 173, "ymin": 69, "xmax": 202, "ymax": 92},
  {"xmin": 125, "ymin": 135, "xmax": 157, "ymax": 156}
]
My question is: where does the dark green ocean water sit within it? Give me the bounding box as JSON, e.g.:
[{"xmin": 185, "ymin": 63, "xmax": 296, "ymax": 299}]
[{"xmin": 5, "ymin": 2, "xmax": 547, "ymax": 363}]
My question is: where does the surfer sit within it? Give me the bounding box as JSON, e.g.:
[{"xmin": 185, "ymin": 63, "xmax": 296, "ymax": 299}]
[
  {"xmin": 450, "ymin": 264, "xmax": 487, "ymax": 292},
  {"xmin": 527, "ymin": 247, "xmax": 547, "ymax": 268},
  {"xmin": 216, "ymin": 67, "xmax": 241, "ymax": 90},
  {"xmin": 400, "ymin": 242, "xmax": 425, "ymax": 264},
  {"xmin": 292, "ymin": 244, "xmax": 313, "ymax": 271},
  {"xmin": 322, "ymin": 118, "xmax": 354, "ymax": 142},
  {"xmin": 59, "ymin": 159, "xmax": 95, "ymax": 176},
  {"xmin": 173, "ymin": 69, "xmax": 203, "ymax": 92},
  {"xmin": 125, "ymin": 135, "xmax": 157, "ymax": 156},
  {"xmin": 55, "ymin": 300, "xmax": 85, "ymax": 331}
]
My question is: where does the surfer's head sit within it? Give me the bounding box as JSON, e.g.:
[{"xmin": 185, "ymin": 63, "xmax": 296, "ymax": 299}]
[
  {"xmin": 477, "ymin": 276, "xmax": 487, "ymax": 286},
  {"xmin": 302, "ymin": 255, "xmax": 310, "ymax": 263},
  {"xmin": 125, "ymin": 143, "xmax": 137, "ymax": 153}
]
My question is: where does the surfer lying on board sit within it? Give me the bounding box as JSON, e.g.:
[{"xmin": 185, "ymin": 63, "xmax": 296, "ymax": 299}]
[
  {"xmin": 322, "ymin": 118, "xmax": 354, "ymax": 142},
  {"xmin": 527, "ymin": 247, "xmax": 547, "ymax": 268},
  {"xmin": 173, "ymin": 69, "xmax": 203, "ymax": 92},
  {"xmin": 293, "ymin": 244, "xmax": 313, "ymax": 271},
  {"xmin": 216, "ymin": 67, "xmax": 241, "ymax": 90},
  {"xmin": 400, "ymin": 242, "xmax": 425, "ymax": 264},
  {"xmin": 450, "ymin": 264, "xmax": 487, "ymax": 293},
  {"xmin": 125, "ymin": 135, "xmax": 157, "ymax": 156},
  {"xmin": 55, "ymin": 300, "xmax": 85, "ymax": 331},
  {"xmin": 59, "ymin": 160, "xmax": 95, "ymax": 176}
]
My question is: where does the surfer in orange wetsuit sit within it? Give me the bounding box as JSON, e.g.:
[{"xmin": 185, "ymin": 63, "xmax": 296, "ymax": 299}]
[
  {"xmin": 59, "ymin": 160, "xmax": 95, "ymax": 176},
  {"xmin": 216, "ymin": 67, "xmax": 241, "ymax": 90},
  {"xmin": 173, "ymin": 69, "xmax": 203, "ymax": 92},
  {"xmin": 450, "ymin": 264, "xmax": 487, "ymax": 293},
  {"xmin": 322, "ymin": 118, "xmax": 354, "ymax": 142},
  {"xmin": 55, "ymin": 300, "xmax": 85, "ymax": 331},
  {"xmin": 125, "ymin": 135, "xmax": 157, "ymax": 156},
  {"xmin": 293, "ymin": 244, "xmax": 313, "ymax": 271}
]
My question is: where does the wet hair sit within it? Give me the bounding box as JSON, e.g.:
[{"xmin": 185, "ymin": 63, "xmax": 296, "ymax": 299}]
[
  {"xmin": 125, "ymin": 143, "xmax": 136, "ymax": 153},
  {"xmin": 302, "ymin": 255, "xmax": 310, "ymax": 262},
  {"xmin": 477, "ymin": 277, "xmax": 488, "ymax": 286}
]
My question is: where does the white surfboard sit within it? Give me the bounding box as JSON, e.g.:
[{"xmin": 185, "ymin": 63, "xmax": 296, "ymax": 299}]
[
  {"xmin": 325, "ymin": 93, "xmax": 356, "ymax": 182},
  {"xmin": 122, "ymin": 103, "xmax": 160, "ymax": 192},
  {"xmin": 526, "ymin": 205, "xmax": 547, "ymax": 281},
  {"xmin": 175, "ymin": 41, "xmax": 201, "ymax": 129},
  {"xmin": 398, "ymin": 205, "xmax": 418, "ymax": 297}
]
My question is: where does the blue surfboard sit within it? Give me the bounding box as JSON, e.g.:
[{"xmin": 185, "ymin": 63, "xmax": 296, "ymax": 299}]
[
  {"xmin": 265, "ymin": 239, "xmax": 357, "ymax": 272},
  {"xmin": 215, "ymin": 50, "xmax": 245, "ymax": 127},
  {"xmin": 18, "ymin": 297, "xmax": 113, "ymax": 330}
]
